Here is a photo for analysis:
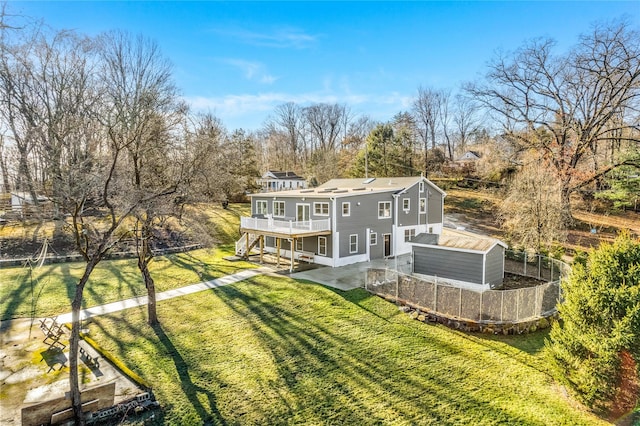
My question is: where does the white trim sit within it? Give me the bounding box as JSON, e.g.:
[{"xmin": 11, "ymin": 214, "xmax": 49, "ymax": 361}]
[
  {"xmin": 419, "ymin": 198, "xmax": 426, "ymax": 214},
  {"xmin": 342, "ymin": 201, "xmax": 351, "ymax": 217},
  {"xmin": 402, "ymin": 198, "xmax": 410, "ymax": 212},
  {"xmin": 349, "ymin": 234, "xmax": 358, "ymax": 254},
  {"xmin": 314, "ymin": 202, "xmax": 329, "ymax": 216},
  {"xmin": 296, "ymin": 203, "xmax": 310, "ymax": 221},
  {"xmin": 482, "ymin": 252, "xmax": 486, "ymax": 285},
  {"xmin": 273, "ymin": 200, "xmax": 285, "ymax": 217},
  {"xmin": 370, "ymin": 232, "xmax": 377, "ymax": 245},
  {"xmin": 255, "ymin": 200, "xmax": 268, "ymax": 215},
  {"xmin": 318, "ymin": 236, "xmax": 327, "ymax": 256},
  {"xmin": 410, "ymin": 241, "xmax": 505, "ymax": 255},
  {"xmin": 378, "ymin": 201, "xmax": 392, "ymax": 219}
]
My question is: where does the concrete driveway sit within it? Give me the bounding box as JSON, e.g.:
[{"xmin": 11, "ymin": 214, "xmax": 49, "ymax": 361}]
[{"xmin": 290, "ymin": 257, "xmax": 406, "ymax": 291}]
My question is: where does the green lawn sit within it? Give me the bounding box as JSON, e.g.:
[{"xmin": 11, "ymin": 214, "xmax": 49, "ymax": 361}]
[
  {"xmin": 85, "ymin": 274, "xmax": 607, "ymax": 425},
  {"xmin": 0, "ymin": 247, "xmax": 255, "ymax": 320}
]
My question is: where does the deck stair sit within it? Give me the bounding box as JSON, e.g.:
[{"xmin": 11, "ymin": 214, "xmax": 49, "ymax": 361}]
[{"xmin": 235, "ymin": 233, "xmax": 260, "ymax": 258}]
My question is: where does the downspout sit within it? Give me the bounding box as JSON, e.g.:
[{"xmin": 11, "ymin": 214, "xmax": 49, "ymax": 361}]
[
  {"xmin": 331, "ymin": 197, "xmax": 337, "ymax": 266},
  {"xmin": 392, "ymin": 193, "xmax": 399, "ymax": 260}
]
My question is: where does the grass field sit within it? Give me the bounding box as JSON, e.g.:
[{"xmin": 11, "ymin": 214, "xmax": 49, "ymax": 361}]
[
  {"xmin": 0, "ymin": 247, "xmax": 254, "ymax": 320},
  {"xmin": 84, "ymin": 274, "xmax": 607, "ymax": 425}
]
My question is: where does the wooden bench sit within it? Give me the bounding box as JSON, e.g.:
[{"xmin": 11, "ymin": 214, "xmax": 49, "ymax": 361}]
[{"xmin": 298, "ymin": 251, "xmax": 315, "ymax": 263}]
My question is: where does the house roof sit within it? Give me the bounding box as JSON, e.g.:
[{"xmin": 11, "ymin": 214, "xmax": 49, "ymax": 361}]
[
  {"xmin": 412, "ymin": 228, "xmax": 507, "ymax": 253},
  {"xmin": 249, "ymin": 176, "xmax": 446, "ymax": 198},
  {"xmin": 261, "ymin": 170, "xmax": 305, "ymax": 180}
]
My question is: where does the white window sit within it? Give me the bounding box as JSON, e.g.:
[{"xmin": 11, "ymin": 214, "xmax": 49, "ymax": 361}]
[
  {"xmin": 256, "ymin": 200, "xmax": 267, "ymax": 215},
  {"xmin": 314, "ymin": 202, "xmax": 329, "ymax": 216},
  {"xmin": 404, "ymin": 229, "xmax": 416, "ymax": 242},
  {"xmin": 350, "ymin": 234, "xmax": 358, "ymax": 254},
  {"xmin": 342, "ymin": 202, "xmax": 350, "ymax": 216},
  {"xmin": 403, "ymin": 198, "xmax": 410, "ymax": 211},
  {"xmin": 273, "ymin": 201, "xmax": 285, "ymax": 217},
  {"xmin": 419, "ymin": 198, "xmax": 426, "ymax": 214},
  {"xmin": 318, "ymin": 236, "xmax": 327, "ymax": 256},
  {"xmin": 378, "ymin": 201, "xmax": 391, "ymax": 218},
  {"xmin": 295, "ymin": 238, "xmax": 303, "ymax": 252},
  {"xmin": 370, "ymin": 232, "xmax": 377, "ymax": 245},
  {"xmin": 419, "ymin": 181, "xmax": 425, "ymax": 192}
]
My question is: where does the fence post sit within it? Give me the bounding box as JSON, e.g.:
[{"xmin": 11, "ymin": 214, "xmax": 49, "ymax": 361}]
[
  {"xmin": 459, "ymin": 288, "xmax": 462, "ymax": 319},
  {"xmin": 434, "ymin": 279, "xmax": 438, "ymax": 312},
  {"xmin": 395, "ymin": 272, "xmax": 399, "ymax": 304},
  {"xmin": 479, "ymin": 291, "xmax": 483, "ymax": 322},
  {"xmin": 551, "ymin": 258, "xmax": 554, "ymax": 281},
  {"xmin": 538, "ymin": 255, "xmax": 542, "ymax": 280},
  {"xmin": 516, "ymin": 290, "xmax": 519, "ymax": 322},
  {"xmin": 524, "ymin": 252, "xmax": 527, "ymax": 276}
]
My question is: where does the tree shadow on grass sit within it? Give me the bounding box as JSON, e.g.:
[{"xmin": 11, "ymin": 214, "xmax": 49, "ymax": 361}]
[
  {"xmin": 215, "ymin": 281, "xmax": 526, "ymax": 424},
  {"xmin": 152, "ymin": 322, "xmax": 226, "ymax": 426}
]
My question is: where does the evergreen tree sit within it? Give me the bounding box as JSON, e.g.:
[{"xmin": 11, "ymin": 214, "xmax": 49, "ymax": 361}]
[{"xmin": 547, "ymin": 233, "xmax": 640, "ymax": 413}]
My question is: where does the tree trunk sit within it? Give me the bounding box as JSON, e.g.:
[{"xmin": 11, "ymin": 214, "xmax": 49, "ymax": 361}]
[
  {"xmin": 140, "ymin": 258, "xmax": 158, "ymax": 325},
  {"xmin": 70, "ymin": 257, "xmax": 100, "ymax": 425},
  {"xmin": 560, "ymin": 186, "xmax": 573, "ymax": 226}
]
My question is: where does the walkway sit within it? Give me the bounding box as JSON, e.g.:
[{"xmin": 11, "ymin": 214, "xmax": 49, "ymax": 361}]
[{"xmin": 56, "ymin": 267, "xmax": 270, "ymax": 323}]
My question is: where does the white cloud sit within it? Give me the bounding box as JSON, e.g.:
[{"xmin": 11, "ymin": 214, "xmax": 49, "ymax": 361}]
[
  {"xmin": 219, "ymin": 58, "xmax": 278, "ymax": 84},
  {"xmin": 213, "ymin": 26, "xmax": 319, "ymax": 49},
  {"xmin": 184, "ymin": 90, "xmax": 413, "ymax": 129}
]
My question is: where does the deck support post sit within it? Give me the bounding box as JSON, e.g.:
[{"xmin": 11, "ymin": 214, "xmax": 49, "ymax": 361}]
[
  {"xmin": 290, "ymin": 238, "xmax": 296, "ymax": 273},
  {"xmin": 259, "ymin": 235, "xmax": 264, "ymax": 264},
  {"xmin": 276, "ymin": 238, "xmax": 281, "ymax": 267}
]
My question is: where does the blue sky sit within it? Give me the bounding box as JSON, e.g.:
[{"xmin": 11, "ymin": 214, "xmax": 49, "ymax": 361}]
[{"xmin": 12, "ymin": 1, "xmax": 640, "ymax": 130}]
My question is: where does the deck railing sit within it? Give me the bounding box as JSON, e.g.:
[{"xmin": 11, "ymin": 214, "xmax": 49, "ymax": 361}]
[{"xmin": 240, "ymin": 216, "xmax": 331, "ymax": 235}]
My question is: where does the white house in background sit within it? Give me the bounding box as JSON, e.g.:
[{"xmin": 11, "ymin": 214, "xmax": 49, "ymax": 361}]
[
  {"xmin": 10, "ymin": 192, "xmax": 49, "ymax": 212},
  {"xmin": 456, "ymin": 151, "xmax": 481, "ymax": 162},
  {"xmin": 257, "ymin": 171, "xmax": 307, "ymax": 192}
]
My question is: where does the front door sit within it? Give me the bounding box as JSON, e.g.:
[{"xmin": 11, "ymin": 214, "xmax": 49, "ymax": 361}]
[
  {"xmin": 297, "ymin": 204, "xmax": 310, "ymax": 221},
  {"xmin": 383, "ymin": 234, "xmax": 391, "ymax": 257}
]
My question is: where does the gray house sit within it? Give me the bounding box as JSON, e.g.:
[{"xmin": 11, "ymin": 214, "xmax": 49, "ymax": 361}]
[
  {"xmin": 237, "ymin": 176, "xmax": 446, "ymax": 270},
  {"xmin": 411, "ymin": 229, "xmax": 507, "ymax": 289}
]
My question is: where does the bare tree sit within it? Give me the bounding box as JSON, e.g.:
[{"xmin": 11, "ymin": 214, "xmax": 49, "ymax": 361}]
[
  {"xmin": 266, "ymin": 102, "xmax": 304, "ymax": 165},
  {"xmin": 452, "ymin": 94, "xmax": 478, "ymax": 155},
  {"xmin": 467, "ymin": 20, "xmax": 640, "ymax": 220},
  {"xmin": 500, "ymin": 154, "xmax": 566, "ymax": 252},
  {"xmin": 412, "ymin": 86, "xmax": 443, "ymax": 174}
]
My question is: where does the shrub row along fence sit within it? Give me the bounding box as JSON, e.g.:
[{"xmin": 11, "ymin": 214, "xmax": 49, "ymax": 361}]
[{"xmin": 365, "ymin": 252, "xmax": 570, "ymax": 325}]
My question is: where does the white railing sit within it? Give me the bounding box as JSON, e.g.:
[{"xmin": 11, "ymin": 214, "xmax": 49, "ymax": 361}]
[{"xmin": 240, "ymin": 216, "xmax": 331, "ymax": 235}]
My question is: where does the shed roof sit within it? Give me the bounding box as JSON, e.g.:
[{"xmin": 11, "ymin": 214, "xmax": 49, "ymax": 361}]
[{"xmin": 412, "ymin": 228, "xmax": 507, "ymax": 254}]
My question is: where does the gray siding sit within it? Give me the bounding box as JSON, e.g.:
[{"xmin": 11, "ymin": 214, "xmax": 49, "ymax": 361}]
[
  {"xmin": 334, "ymin": 192, "xmax": 394, "ymax": 259},
  {"xmin": 426, "ymin": 180, "xmax": 444, "ymax": 224},
  {"xmin": 413, "ymin": 247, "xmax": 483, "ymax": 284},
  {"xmin": 397, "ymin": 183, "xmax": 422, "ymax": 227},
  {"xmin": 252, "ymin": 195, "xmax": 332, "ymax": 220},
  {"xmin": 484, "ymin": 245, "xmax": 504, "ymax": 285}
]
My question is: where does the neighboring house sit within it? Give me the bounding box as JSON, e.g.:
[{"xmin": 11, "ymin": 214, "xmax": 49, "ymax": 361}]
[
  {"xmin": 257, "ymin": 171, "xmax": 307, "ymax": 192},
  {"xmin": 411, "ymin": 229, "xmax": 507, "ymax": 290},
  {"xmin": 456, "ymin": 151, "xmax": 481, "ymax": 162},
  {"xmin": 10, "ymin": 192, "xmax": 49, "ymax": 212},
  {"xmin": 237, "ymin": 176, "xmax": 446, "ymax": 270}
]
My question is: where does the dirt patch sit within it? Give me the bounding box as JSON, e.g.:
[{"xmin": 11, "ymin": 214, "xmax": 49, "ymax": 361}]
[
  {"xmin": 0, "ymin": 318, "xmax": 143, "ymax": 425},
  {"xmin": 498, "ymin": 273, "xmax": 546, "ymax": 290}
]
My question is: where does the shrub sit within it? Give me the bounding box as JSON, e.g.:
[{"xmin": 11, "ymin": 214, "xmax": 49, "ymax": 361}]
[{"xmin": 546, "ymin": 233, "xmax": 640, "ymax": 413}]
